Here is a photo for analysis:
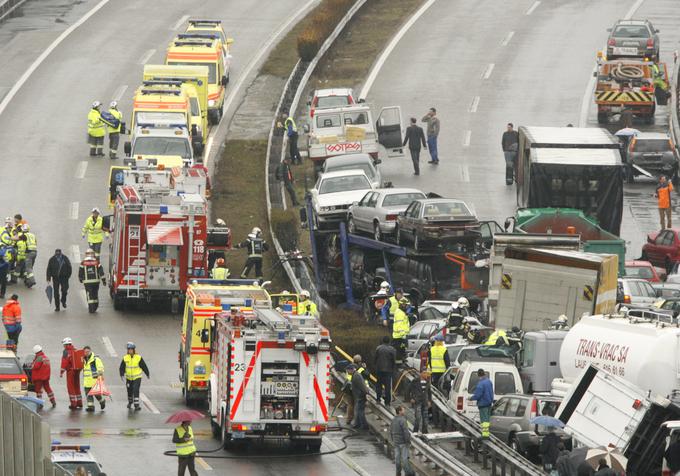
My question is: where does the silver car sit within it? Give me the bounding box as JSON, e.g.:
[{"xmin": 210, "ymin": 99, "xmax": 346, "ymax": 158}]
[
  {"xmin": 606, "ymin": 19, "xmax": 659, "ymax": 61},
  {"xmin": 617, "ymin": 278, "xmax": 658, "ymax": 307},
  {"xmin": 321, "ymin": 153, "xmax": 382, "ymax": 188},
  {"xmin": 626, "ymin": 132, "xmax": 678, "ymax": 182},
  {"xmin": 347, "ymin": 188, "xmax": 426, "ymax": 241}
]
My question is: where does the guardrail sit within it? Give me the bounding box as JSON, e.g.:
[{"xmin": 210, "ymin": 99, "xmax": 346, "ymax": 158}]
[
  {"xmin": 0, "ymin": 0, "xmax": 26, "ymax": 23},
  {"xmin": 671, "ymin": 57, "xmax": 680, "ymax": 157}
]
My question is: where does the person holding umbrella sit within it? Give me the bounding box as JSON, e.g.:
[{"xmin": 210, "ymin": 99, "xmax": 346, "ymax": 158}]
[{"xmin": 168, "ymin": 410, "xmax": 203, "ymax": 476}]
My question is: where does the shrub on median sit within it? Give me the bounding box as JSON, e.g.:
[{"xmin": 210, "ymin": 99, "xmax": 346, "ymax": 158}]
[
  {"xmin": 323, "ymin": 307, "xmax": 388, "ymax": 372},
  {"xmin": 297, "ymin": 0, "xmax": 355, "ymax": 61},
  {"xmin": 270, "ymin": 208, "xmax": 300, "ymax": 251}
]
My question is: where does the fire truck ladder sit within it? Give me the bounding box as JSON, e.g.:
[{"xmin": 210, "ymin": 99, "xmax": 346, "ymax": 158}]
[{"xmin": 126, "ymin": 224, "xmax": 144, "ymax": 298}]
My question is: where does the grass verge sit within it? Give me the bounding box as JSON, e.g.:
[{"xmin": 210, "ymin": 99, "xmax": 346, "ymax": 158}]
[{"xmin": 324, "ymin": 308, "xmax": 389, "ymax": 371}]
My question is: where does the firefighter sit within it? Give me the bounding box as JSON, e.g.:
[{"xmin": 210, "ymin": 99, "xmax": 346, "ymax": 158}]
[
  {"xmin": 82, "ymin": 346, "xmax": 105, "ymax": 412},
  {"xmin": 236, "ymin": 231, "xmax": 269, "ymax": 279},
  {"xmin": 119, "ymin": 342, "xmax": 150, "ymax": 411},
  {"xmin": 21, "ymin": 224, "xmax": 36, "ymax": 288},
  {"xmin": 484, "ymin": 329, "xmax": 510, "ymax": 347},
  {"xmin": 31, "ymin": 345, "xmax": 56, "ymax": 407},
  {"xmin": 428, "ymin": 335, "xmax": 450, "ymax": 386},
  {"xmin": 78, "ymin": 249, "xmax": 106, "ymax": 313},
  {"xmin": 60, "ymin": 337, "xmax": 82, "ymax": 410},
  {"xmin": 82, "ymin": 208, "xmax": 107, "ymax": 258},
  {"xmin": 106, "ymin": 101, "xmax": 123, "ymax": 159},
  {"xmin": 382, "ymin": 288, "xmax": 407, "ymax": 331},
  {"xmin": 207, "ymin": 218, "xmax": 228, "ymax": 269},
  {"xmin": 173, "ymin": 420, "xmax": 199, "ymax": 476},
  {"xmin": 298, "ymin": 289, "xmax": 318, "ymax": 317},
  {"xmin": 211, "ymin": 258, "xmax": 229, "ymax": 280},
  {"xmin": 87, "ymin": 101, "xmax": 106, "ymax": 157},
  {"xmin": 392, "ymin": 298, "xmax": 411, "ymax": 364},
  {"xmin": 0, "ymin": 218, "xmax": 13, "ymax": 246},
  {"xmin": 11, "ymin": 233, "xmax": 26, "ymax": 283}
]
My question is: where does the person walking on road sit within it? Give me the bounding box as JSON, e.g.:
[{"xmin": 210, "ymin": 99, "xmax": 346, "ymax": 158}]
[
  {"xmin": 31, "ymin": 345, "xmax": 56, "ymax": 407},
  {"xmin": 82, "ymin": 208, "xmax": 107, "ymax": 259},
  {"xmin": 2, "ymin": 294, "xmax": 22, "ymax": 351},
  {"xmin": 60, "ymin": 337, "xmax": 82, "ymax": 410},
  {"xmin": 502, "ymin": 123, "xmax": 520, "ymax": 185},
  {"xmin": 348, "ymin": 364, "xmax": 369, "ymax": 430},
  {"xmin": 82, "ymin": 346, "xmax": 105, "ymax": 412},
  {"xmin": 173, "ymin": 420, "xmax": 199, "ymax": 476},
  {"xmin": 280, "ymin": 109, "xmax": 302, "ymax": 164},
  {"xmin": 236, "ymin": 230, "xmax": 269, "ymax": 280},
  {"xmin": 276, "ymin": 157, "xmax": 300, "ymax": 206},
  {"xmin": 470, "ymin": 368, "xmax": 494, "ymax": 439},
  {"xmin": 403, "ymin": 117, "xmax": 427, "ymax": 175},
  {"xmin": 78, "ymin": 249, "xmax": 106, "ymax": 313},
  {"xmin": 390, "ymin": 405, "xmax": 415, "ymax": 476},
  {"xmin": 428, "ymin": 335, "xmax": 450, "ymax": 387},
  {"xmin": 46, "ymin": 249, "xmax": 72, "ymax": 311},
  {"xmin": 106, "ymin": 101, "xmax": 123, "ymax": 159},
  {"xmin": 656, "ymin": 175, "xmax": 674, "ymax": 229},
  {"xmin": 539, "ymin": 427, "xmax": 561, "ymax": 472},
  {"xmin": 409, "ymin": 370, "xmax": 431, "ymax": 434},
  {"xmin": 422, "ymin": 107, "xmax": 440, "ymax": 164},
  {"xmin": 119, "ymin": 342, "xmax": 150, "ymax": 411},
  {"xmin": 87, "ymin": 101, "xmax": 106, "ymax": 157},
  {"xmin": 374, "ymin": 335, "xmax": 396, "ymax": 406}
]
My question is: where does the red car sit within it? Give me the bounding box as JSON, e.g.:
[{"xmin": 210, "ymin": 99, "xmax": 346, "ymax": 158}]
[
  {"xmin": 641, "ymin": 229, "xmax": 680, "ymax": 272},
  {"xmin": 624, "ymin": 260, "xmax": 665, "ymax": 282}
]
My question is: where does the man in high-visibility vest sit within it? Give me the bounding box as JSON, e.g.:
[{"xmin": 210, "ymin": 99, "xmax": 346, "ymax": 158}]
[
  {"xmin": 21, "ymin": 224, "xmax": 36, "ymax": 288},
  {"xmin": 210, "ymin": 258, "xmax": 229, "ymax": 280},
  {"xmin": 81, "ymin": 208, "xmax": 107, "ymax": 258},
  {"xmin": 392, "ymin": 298, "xmax": 411, "ymax": 364},
  {"xmin": 381, "ymin": 288, "xmax": 406, "ymax": 332},
  {"xmin": 106, "ymin": 101, "xmax": 123, "ymax": 159},
  {"xmin": 428, "ymin": 335, "xmax": 450, "ymax": 386},
  {"xmin": 172, "ymin": 420, "xmax": 198, "ymax": 476},
  {"xmin": 82, "ymin": 345, "xmax": 105, "ymax": 412},
  {"xmin": 11, "ymin": 234, "xmax": 26, "ymax": 283},
  {"xmin": 298, "ymin": 289, "xmax": 318, "ymax": 317},
  {"xmin": 78, "ymin": 249, "xmax": 106, "ymax": 313},
  {"xmin": 87, "ymin": 101, "xmax": 106, "ymax": 157},
  {"xmin": 281, "ymin": 109, "xmax": 301, "ymax": 164},
  {"xmin": 119, "ymin": 342, "xmax": 150, "ymax": 411}
]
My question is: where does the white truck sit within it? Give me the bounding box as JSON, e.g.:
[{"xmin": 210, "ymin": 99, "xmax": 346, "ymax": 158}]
[
  {"xmin": 556, "ymin": 364, "xmax": 680, "ymax": 475},
  {"xmin": 124, "ymin": 120, "xmax": 194, "ymax": 168}
]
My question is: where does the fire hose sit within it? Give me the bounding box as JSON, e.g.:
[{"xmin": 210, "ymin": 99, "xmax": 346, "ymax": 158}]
[{"xmin": 611, "ymin": 63, "xmax": 645, "ymax": 81}]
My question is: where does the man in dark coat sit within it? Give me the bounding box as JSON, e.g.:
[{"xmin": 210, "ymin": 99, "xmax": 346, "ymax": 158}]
[
  {"xmin": 374, "ymin": 335, "xmax": 396, "ymax": 405},
  {"xmin": 501, "ymin": 123, "xmax": 519, "ymax": 184},
  {"xmin": 402, "ymin": 117, "xmax": 427, "ymax": 175},
  {"xmin": 46, "ymin": 249, "xmax": 72, "ymax": 311},
  {"xmin": 348, "ymin": 364, "xmax": 369, "ymax": 430}
]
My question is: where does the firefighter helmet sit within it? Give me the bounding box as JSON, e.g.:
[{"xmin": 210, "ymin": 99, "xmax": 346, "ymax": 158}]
[
  {"xmin": 457, "ymin": 297, "xmax": 470, "ymax": 309},
  {"xmin": 33, "ymin": 345, "xmax": 42, "ymax": 353},
  {"xmin": 252, "ymin": 227, "xmax": 262, "ymax": 236},
  {"xmin": 62, "ymin": 337, "xmax": 72, "ymax": 345},
  {"xmin": 127, "ymin": 342, "xmax": 136, "ymax": 349},
  {"xmin": 85, "ymin": 248, "xmax": 95, "ymax": 257},
  {"xmin": 300, "ymin": 289, "xmax": 311, "ymax": 298},
  {"xmin": 92, "ymin": 101, "xmax": 101, "ymax": 109},
  {"xmin": 109, "ymin": 100, "xmax": 118, "ymax": 109},
  {"xmin": 398, "ymin": 297, "xmax": 410, "ymax": 310},
  {"xmin": 21, "ymin": 224, "xmax": 29, "ymax": 232},
  {"xmin": 216, "ymin": 258, "xmax": 225, "ymax": 266}
]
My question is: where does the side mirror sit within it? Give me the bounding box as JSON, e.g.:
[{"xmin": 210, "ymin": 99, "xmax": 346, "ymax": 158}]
[
  {"xmin": 352, "ymin": 201, "xmax": 359, "ymax": 206},
  {"xmin": 124, "ymin": 142, "xmax": 131, "ymax": 156},
  {"xmin": 200, "ymin": 329, "xmax": 210, "ymax": 344},
  {"xmin": 303, "ymin": 124, "xmax": 310, "ymax": 134},
  {"xmin": 221, "ymin": 75, "xmax": 228, "ymax": 86}
]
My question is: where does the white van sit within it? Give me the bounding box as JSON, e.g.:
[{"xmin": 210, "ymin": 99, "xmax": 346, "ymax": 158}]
[{"xmin": 449, "ymin": 359, "xmax": 523, "ymax": 417}]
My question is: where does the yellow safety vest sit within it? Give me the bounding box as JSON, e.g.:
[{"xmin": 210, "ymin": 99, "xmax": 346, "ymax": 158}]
[
  {"xmin": 175, "ymin": 426, "xmax": 197, "ymax": 456},
  {"xmin": 88, "ymin": 109, "xmax": 105, "ymax": 138},
  {"xmin": 25, "ymin": 233, "xmax": 37, "ymax": 251},
  {"xmin": 0, "ymin": 228, "xmax": 12, "ymax": 246},
  {"xmin": 429, "ymin": 344, "xmax": 447, "ymax": 373},
  {"xmin": 108, "ymin": 108, "xmax": 122, "ymax": 134},
  {"xmin": 83, "ymin": 353, "xmax": 104, "ymax": 388},
  {"xmin": 82, "ymin": 216, "xmax": 105, "ymax": 244},
  {"xmin": 123, "ymin": 353, "xmax": 143, "ymax": 380},
  {"xmin": 284, "ymin": 116, "xmax": 297, "ymax": 132},
  {"xmin": 387, "ymin": 296, "xmax": 399, "ymax": 318},
  {"xmin": 211, "ymin": 267, "xmax": 229, "ymax": 280},
  {"xmin": 485, "ymin": 330, "xmax": 507, "ymax": 346},
  {"xmin": 16, "ymin": 240, "xmax": 26, "ymax": 260},
  {"xmin": 299, "ymin": 300, "xmax": 318, "ymax": 316},
  {"xmin": 392, "ymin": 308, "xmax": 410, "ymax": 339}
]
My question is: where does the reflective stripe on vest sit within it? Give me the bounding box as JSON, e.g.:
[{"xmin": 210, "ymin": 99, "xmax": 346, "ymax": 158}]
[
  {"xmin": 284, "ymin": 116, "xmax": 297, "ymax": 132},
  {"xmin": 430, "ymin": 344, "xmax": 447, "ymax": 373},
  {"xmin": 16, "ymin": 240, "xmax": 26, "ymax": 260},
  {"xmin": 83, "ymin": 216, "xmax": 104, "ymax": 243},
  {"xmin": 175, "ymin": 426, "xmax": 197, "ymax": 456},
  {"xmin": 25, "ymin": 233, "xmax": 37, "ymax": 251},
  {"xmin": 81, "ymin": 259, "xmax": 102, "ymax": 283},
  {"xmin": 83, "ymin": 354, "xmax": 103, "ymax": 387},
  {"xmin": 212, "ymin": 267, "xmax": 228, "ymax": 280},
  {"xmin": 248, "ymin": 239, "xmax": 264, "ymax": 258},
  {"xmin": 392, "ymin": 309, "xmax": 410, "ymax": 339},
  {"xmin": 124, "ymin": 353, "xmax": 143, "ymax": 380},
  {"xmin": 109, "ymin": 108, "xmax": 122, "ymax": 133}
]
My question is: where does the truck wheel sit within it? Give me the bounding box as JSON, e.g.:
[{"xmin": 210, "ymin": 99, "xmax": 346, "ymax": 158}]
[
  {"xmin": 509, "ymin": 434, "xmax": 523, "ymax": 455},
  {"xmin": 208, "ymin": 110, "xmax": 219, "ymax": 125},
  {"xmin": 306, "ymin": 439, "xmax": 322, "ymax": 453},
  {"xmin": 211, "ymin": 419, "xmax": 221, "ymax": 439},
  {"xmin": 113, "ymin": 295, "xmax": 125, "ymax": 311},
  {"xmin": 597, "ymin": 112, "xmax": 608, "ymax": 124}
]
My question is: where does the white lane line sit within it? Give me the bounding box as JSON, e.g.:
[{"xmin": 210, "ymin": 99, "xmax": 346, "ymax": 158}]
[
  {"xmin": 112, "ymin": 85, "xmax": 128, "ymax": 102},
  {"xmin": 140, "ymin": 393, "xmax": 161, "ymax": 414},
  {"xmin": 172, "ymin": 14, "xmax": 190, "ymax": 31},
  {"xmin": 70, "ymin": 244, "xmax": 81, "ymax": 262},
  {"xmin": 102, "ymin": 336, "xmax": 118, "ymax": 357},
  {"xmin": 469, "ymin": 96, "xmax": 480, "ymax": 113},
  {"xmin": 482, "ymin": 63, "xmax": 495, "ymax": 80},
  {"xmin": 463, "ymin": 130, "xmax": 472, "ymax": 147},
  {"xmin": 75, "ymin": 161, "xmax": 88, "ymax": 179},
  {"xmin": 0, "ymin": 0, "xmax": 111, "ymax": 118},
  {"xmin": 501, "ymin": 31, "xmax": 515, "ymax": 46},
  {"xmin": 460, "ymin": 165, "xmax": 470, "ymax": 182},
  {"xmin": 69, "ymin": 202, "xmax": 79, "ymax": 220},
  {"xmin": 359, "ymin": 0, "xmax": 437, "ymax": 99},
  {"xmin": 138, "ymin": 49, "xmax": 156, "ymax": 65},
  {"xmin": 526, "ymin": 1, "xmax": 540, "ymax": 15},
  {"xmin": 624, "ymin": 0, "xmax": 646, "ymax": 19},
  {"xmin": 195, "ymin": 457, "xmax": 213, "ymax": 471}
]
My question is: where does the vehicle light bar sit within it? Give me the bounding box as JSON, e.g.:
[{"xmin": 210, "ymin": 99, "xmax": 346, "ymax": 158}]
[
  {"xmin": 178, "ymin": 33, "xmax": 219, "ymax": 41},
  {"xmin": 148, "ymin": 76, "xmax": 203, "ymax": 86},
  {"xmin": 139, "ymin": 88, "xmax": 182, "ymax": 96},
  {"xmin": 51, "ymin": 444, "xmax": 91, "ymax": 452},
  {"xmin": 188, "ymin": 19, "xmax": 222, "ymax": 25}
]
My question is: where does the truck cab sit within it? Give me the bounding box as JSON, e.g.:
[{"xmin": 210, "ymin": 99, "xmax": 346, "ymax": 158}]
[{"xmin": 125, "ymin": 122, "xmax": 194, "ymax": 167}]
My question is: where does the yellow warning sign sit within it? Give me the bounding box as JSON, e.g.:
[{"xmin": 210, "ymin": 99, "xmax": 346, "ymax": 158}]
[
  {"xmin": 583, "ymin": 285, "xmax": 594, "ymax": 301},
  {"xmin": 501, "ymin": 273, "xmax": 512, "ymax": 290},
  {"xmin": 595, "ymin": 90, "xmax": 653, "ymax": 103}
]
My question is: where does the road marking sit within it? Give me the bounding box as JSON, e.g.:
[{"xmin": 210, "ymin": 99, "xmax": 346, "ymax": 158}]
[
  {"xmin": 195, "ymin": 457, "xmax": 213, "ymax": 471},
  {"xmin": 526, "ymin": 1, "xmax": 540, "ymax": 15},
  {"xmin": 463, "ymin": 130, "xmax": 471, "ymax": 147},
  {"xmin": 112, "ymin": 85, "xmax": 128, "ymax": 102},
  {"xmin": 70, "ymin": 244, "xmax": 81, "ymax": 263},
  {"xmin": 138, "ymin": 49, "xmax": 156, "ymax": 65},
  {"xmin": 0, "ymin": 0, "xmax": 111, "ymax": 118},
  {"xmin": 75, "ymin": 161, "xmax": 88, "ymax": 179},
  {"xmin": 624, "ymin": 0, "xmax": 646, "ymax": 19},
  {"xmin": 482, "ymin": 63, "xmax": 495, "ymax": 80},
  {"xmin": 172, "ymin": 14, "xmax": 190, "ymax": 31},
  {"xmin": 469, "ymin": 96, "xmax": 480, "ymax": 113},
  {"xmin": 460, "ymin": 165, "xmax": 470, "ymax": 182},
  {"xmin": 140, "ymin": 393, "xmax": 161, "ymax": 414},
  {"xmin": 359, "ymin": 0, "xmax": 437, "ymax": 99},
  {"xmin": 501, "ymin": 31, "xmax": 515, "ymax": 46},
  {"xmin": 102, "ymin": 336, "xmax": 118, "ymax": 358},
  {"xmin": 69, "ymin": 202, "xmax": 79, "ymax": 220}
]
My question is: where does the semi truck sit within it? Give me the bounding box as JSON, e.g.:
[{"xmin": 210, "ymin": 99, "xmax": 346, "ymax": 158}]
[{"xmin": 515, "ymin": 126, "xmax": 624, "ymax": 235}]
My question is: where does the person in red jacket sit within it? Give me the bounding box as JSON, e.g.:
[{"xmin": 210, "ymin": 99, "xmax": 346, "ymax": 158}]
[
  {"xmin": 2, "ymin": 294, "xmax": 22, "ymax": 350},
  {"xmin": 60, "ymin": 337, "xmax": 82, "ymax": 410},
  {"xmin": 31, "ymin": 345, "xmax": 56, "ymax": 407}
]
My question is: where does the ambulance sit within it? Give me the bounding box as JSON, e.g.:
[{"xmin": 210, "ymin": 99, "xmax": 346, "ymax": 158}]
[{"xmin": 184, "ymin": 19, "xmax": 234, "ymax": 55}]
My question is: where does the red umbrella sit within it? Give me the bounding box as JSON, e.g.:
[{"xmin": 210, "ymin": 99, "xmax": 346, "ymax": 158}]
[{"xmin": 165, "ymin": 409, "xmax": 205, "ymax": 424}]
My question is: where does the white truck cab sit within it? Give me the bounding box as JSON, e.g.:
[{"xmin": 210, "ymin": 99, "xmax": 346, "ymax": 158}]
[{"xmin": 125, "ymin": 123, "xmax": 194, "ymax": 168}]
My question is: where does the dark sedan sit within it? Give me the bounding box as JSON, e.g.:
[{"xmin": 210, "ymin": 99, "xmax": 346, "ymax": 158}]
[
  {"xmin": 606, "ymin": 19, "xmax": 659, "ymax": 61},
  {"xmin": 395, "ymin": 199, "xmax": 479, "ymax": 250}
]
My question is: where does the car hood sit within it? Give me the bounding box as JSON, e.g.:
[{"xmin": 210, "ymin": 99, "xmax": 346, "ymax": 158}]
[{"xmin": 315, "ymin": 189, "xmax": 373, "ymax": 207}]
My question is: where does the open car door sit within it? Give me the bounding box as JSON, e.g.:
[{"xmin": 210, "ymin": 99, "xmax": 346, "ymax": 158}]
[{"xmin": 376, "ymin": 106, "xmax": 403, "ymax": 157}]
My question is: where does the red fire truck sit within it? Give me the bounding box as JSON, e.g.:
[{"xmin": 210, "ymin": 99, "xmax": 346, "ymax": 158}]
[{"xmin": 108, "ymin": 162, "xmax": 230, "ymax": 311}]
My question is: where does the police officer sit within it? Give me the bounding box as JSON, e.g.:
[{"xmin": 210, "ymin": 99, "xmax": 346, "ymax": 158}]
[
  {"xmin": 82, "ymin": 345, "xmax": 105, "ymax": 412},
  {"xmin": 281, "ymin": 109, "xmax": 301, "ymax": 164},
  {"xmin": 236, "ymin": 230, "xmax": 269, "ymax": 279},
  {"xmin": 78, "ymin": 249, "xmax": 106, "ymax": 313},
  {"xmin": 119, "ymin": 342, "xmax": 150, "ymax": 411},
  {"xmin": 82, "ymin": 208, "xmax": 107, "ymax": 258},
  {"xmin": 392, "ymin": 298, "xmax": 411, "ymax": 364},
  {"xmin": 298, "ymin": 289, "xmax": 318, "ymax": 317},
  {"xmin": 21, "ymin": 224, "xmax": 36, "ymax": 288},
  {"xmin": 87, "ymin": 101, "xmax": 106, "ymax": 157},
  {"xmin": 211, "ymin": 258, "xmax": 229, "ymax": 280},
  {"xmin": 106, "ymin": 101, "xmax": 123, "ymax": 159},
  {"xmin": 428, "ymin": 335, "xmax": 450, "ymax": 386}
]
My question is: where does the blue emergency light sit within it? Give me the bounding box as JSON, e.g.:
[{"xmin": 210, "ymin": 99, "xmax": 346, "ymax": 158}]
[{"xmin": 160, "ymin": 205, "xmax": 169, "ymax": 214}]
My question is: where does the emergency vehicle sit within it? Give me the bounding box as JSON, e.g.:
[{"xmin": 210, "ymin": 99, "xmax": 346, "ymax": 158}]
[
  {"xmin": 108, "ymin": 163, "xmax": 228, "ymax": 312},
  {"xmin": 208, "ymin": 306, "xmax": 331, "ymax": 451},
  {"xmin": 166, "ymin": 36, "xmax": 229, "ymax": 125},
  {"xmin": 184, "ymin": 19, "xmax": 234, "ymax": 55},
  {"xmin": 52, "ymin": 444, "xmax": 106, "ymax": 475},
  {"xmin": 124, "ymin": 122, "xmax": 194, "ymax": 168},
  {"xmin": 180, "ymin": 280, "xmax": 273, "ymax": 406},
  {"xmin": 131, "ymin": 82, "xmax": 191, "ymax": 131}
]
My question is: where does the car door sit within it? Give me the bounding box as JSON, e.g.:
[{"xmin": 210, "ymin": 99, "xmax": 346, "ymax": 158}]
[
  {"xmin": 376, "ymin": 106, "xmax": 403, "ymax": 157},
  {"xmin": 406, "ymin": 202, "xmax": 422, "ymax": 238},
  {"xmin": 489, "ymin": 397, "xmax": 510, "ymax": 439},
  {"xmin": 647, "ymin": 232, "xmax": 668, "ymax": 265},
  {"xmin": 351, "ymin": 191, "xmax": 372, "ymax": 230},
  {"xmin": 362, "ymin": 192, "xmax": 380, "ymax": 230},
  {"xmin": 639, "ymin": 280, "xmax": 659, "ymax": 306},
  {"xmin": 496, "ymin": 396, "xmax": 521, "ymax": 442}
]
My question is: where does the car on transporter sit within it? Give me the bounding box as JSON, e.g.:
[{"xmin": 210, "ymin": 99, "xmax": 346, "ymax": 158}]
[
  {"xmin": 347, "ymin": 188, "xmax": 427, "ymax": 241},
  {"xmin": 310, "ymin": 169, "xmax": 376, "ymax": 229}
]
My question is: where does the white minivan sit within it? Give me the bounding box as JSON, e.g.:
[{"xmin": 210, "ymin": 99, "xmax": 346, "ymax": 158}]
[{"xmin": 449, "ymin": 359, "xmax": 523, "ymax": 417}]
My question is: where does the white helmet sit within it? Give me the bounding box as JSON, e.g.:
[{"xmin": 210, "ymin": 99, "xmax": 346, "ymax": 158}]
[
  {"xmin": 300, "ymin": 290, "xmax": 311, "ymax": 298},
  {"xmin": 4, "ymin": 217, "xmax": 11, "ymax": 225},
  {"xmin": 85, "ymin": 248, "xmax": 95, "ymax": 256},
  {"xmin": 33, "ymin": 345, "xmax": 42, "ymax": 353},
  {"xmin": 252, "ymin": 227, "xmax": 262, "ymax": 236},
  {"xmin": 215, "ymin": 218, "xmax": 226, "ymax": 226},
  {"xmin": 21, "ymin": 224, "xmax": 29, "ymax": 232},
  {"xmin": 92, "ymin": 100, "xmax": 101, "ymax": 109},
  {"xmin": 457, "ymin": 297, "xmax": 470, "ymax": 308},
  {"xmin": 557, "ymin": 314, "xmax": 568, "ymax": 323},
  {"xmin": 380, "ymin": 281, "xmax": 390, "ymax": 290},
  {"xmin": 109, "ymin": 100, "xmax": 118, "ymax": 109},
  {"xmin": 62, "ymin": 337, "xmax": 72, "ymax": 345},
  {"xmin": 91, "ymin": 207, "xmax": 100, "ymax": 214},
  {"xmin": 247, "ymin": 233, "xmax": 256, "ymax": 240}
]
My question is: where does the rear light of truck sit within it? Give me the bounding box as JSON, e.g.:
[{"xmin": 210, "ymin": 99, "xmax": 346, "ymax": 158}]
[
  {"xmin": 231, "ymin": 424, "xmax": 249, "ymax": 432},
  {"xmin": 608, "ymin": 39, "xmax": 616, "ymax": 46},
  {"xmin": 632, "ymin": 399, "xmax": 642, "ymax": 409},
  {"xmin": 20, "ymin": 376, "xmax": 27, "ymax": 391},
  {"xmin": 309, "ymin": 425, "xmax": 327, "ymax": 433},
  {"xmin": 191, "ymin": 380, "xmax": 208, "ymax": 388},
  {"xmin": 456, "ymin": 396, "xmax": 463, "ymax": 411},
  {"xmin": 385, "ymin": 214, "xmax": 398, "ymax": 221}
]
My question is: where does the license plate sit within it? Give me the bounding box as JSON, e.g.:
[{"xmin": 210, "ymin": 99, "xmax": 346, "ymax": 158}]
[
  {"xmin": 232, "ymin": 431, "xmax": 245, "ymax": 439},
  {"xmin": 613, "ymin": 46, "xmax": 638, "ymax": 55}
]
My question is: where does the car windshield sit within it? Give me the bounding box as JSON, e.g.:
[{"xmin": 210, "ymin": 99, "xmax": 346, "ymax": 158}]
[
  {"xmin": 0, "ymin": 358, "xmax": 21, "ymax": 373},
  {"xmin": 326, "ymin": 164, "xmax": 375, "ymax": 180},
  {"xmin": 634, "ymin": 139, "xmax": 671, "ymax": 152},
  {"xmin": 423, "ymin": 201, "xmax": 473, "ymax": 218},
  {"xmin": 133, "ymin": 137, "xmax": 191, "ymax": 159},
  {"xmin": 319, "ymin": 175, "xmax": 371, "ymax": 194},
  {"xmin": 494, "ymin": 372, "xmax": 517, "ymax": 395},
  {"xmin": 316, "ymin": 114, "xmax": 341, "ymax": 128},
  {"xmin": 167, "ymin": 61, "xmax": 217, "ymax": 84},
  {"xmin": 189, "ymin": 97, "xmax": 200, "ymax": 117},
  {"xmin": 135, "ymin": 111, "xmax": 186, "ymax": 127},
  {"xmin": 661, "ymin": 301, "xmax": 678, "ymax": 310},
  {"xmin": 316, "ymin": 96, "xmax": 351, "ymax": 109},
  {"xmin": 613, "ymin": 25, "xmax": 650, "ymax": 38},
  {"xmin": 383, "ymin": 193, "xmax": 425, "ymax": 207},
  {"xmin": 55, "ymin": 461, "xmax": 102, "ymax": 475},
  {"xmin": 625, "ymin": 266, "xmax": 654, "ymax": 279}
]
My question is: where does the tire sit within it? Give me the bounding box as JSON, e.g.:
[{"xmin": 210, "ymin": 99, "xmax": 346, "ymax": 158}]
[
  {"xmin": 305, "ymin": 439, "xmax": 322, "ymax": 453},
  {"xmin": 373, "ymin": 222, "xmax": 383, "ymax": 242},
  {"xmin": 211, "ymin": 419, "xmax": 221, "ymax": 439},
  {"xmin": 347, "ymin": 216, "xmax": 357, "ymax": 234},
  {"xmin": 113, "ymin": 294, "xmax": 125, "ymax": 311}
]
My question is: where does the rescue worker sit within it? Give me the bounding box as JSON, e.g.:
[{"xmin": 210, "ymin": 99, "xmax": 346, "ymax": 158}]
[
  {"xmin": 236, "ymin": 231, "xmax": 269, "ymax": 280},
  {"xmin": 655, "ymin": 175, "xmax": 674, "ymax": 230},
  {"xmin": 82, "ymin": 346, "xmax": 105, "ymax": 412},
  {"xmin": 392, "ymin": 298, "xmax": 411, "ymax": 364},
  {"xmin": 347, "ymin": 364, "xmax": 369, "ymax": 430},
  {"xmin": 81, "ymin": 208, "xmax": 107, "ymax": 258},
  {"xmin": 207, "ymin": 218, "xmax": 228, "ymax": 269},
  {"xmin": 484, "ymin": 329, "xmax": 510, "ymax": 347},
  {"xmin": 428, "ymin": 335, "xmax": 450, "ymax": 386},
  {"xmin": 370, "ymin": 281, "xmax": 390, "ymax": 323},
  {"xmin": 172, "ymin": 420, "xmax": 199, "ymax": 476},
  {"xmin": 298, "ymin": 289, "xmax": 318, "ymax": 316},
  {"xmin": 447, "ymin": 304, "xmax": 465, "ymax": 335},
  {"xmin": 0, "ymin": 218, "xmax": 13, "ymax": 246},
  {"xmin": 46, "ymin": 248, "xmax": 72, "ymax": 311},
  {"xmin": 78, "ymin": 249, "xmax": 106, "ymax": 313},
  {"xmin": 87, "ymin": 101, "xmax": 106, "ymax": 157},
  {"xmin": 280, "ymin": 109, "xmax": 301, "ymax": 164},
  {"xmin": 11, "ymin": 214, "xmax": 26, "ymax": 240},
  {"xmin": 11, "ymin": 233, "xmax": 26, "ymax": 283},
  {"xmin": 106, "ymin": 101, "xmax": 123, "ymax": 159},
  {"xmin": 552, "ymin": 314, "xmax": 569, "ymax": 330},
  {"xmin": 2, "ymin": 294, "xmax": 22, "ymax": 351},
  {"xmin": 651, "ymin": 62, "xmax": 671, "ymax": 104},
  {"xmin": 382, "ymin": 288, "xmax": 407, "ymax": 332},
  {"xmin": 276, "ymin": 157, "xmax": 299, "ymax": 206},
  {"xmin": 210, "ymin": 258, "xmax": 229, "ymax": 280},
  {"xmin": 0, "ymin": 247, "xmax": 10, "ymax": 298},
  {"xmin": 119, "ymin": 342, "xmax": 150, "ymax": 411},
  {"xmin": 470, "ymin": 368, "xmax": 494, "ymax": 439},
  {"xmin": 456, "ymin": 296, "xmax": 471, "ymax": 317},
  {"xmin": 31, "ymin": 345, "xmax": 56, "ymax": 407},
  {"xmin": 21, "ymin": 224, "xmax": 36, "ymax": 288},
  {"xmin": 60, "ymin": 337, "xmax": 82, "ymax": 410}
]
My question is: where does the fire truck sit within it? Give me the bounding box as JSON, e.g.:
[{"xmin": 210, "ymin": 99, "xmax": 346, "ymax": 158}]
[
  {"xmin": 208, "ymin": 305, "xmax": 331, "ymax": 451},
  {"xmin": 108, "ymin": 161, "xmax": 230, "ymax": 312}
]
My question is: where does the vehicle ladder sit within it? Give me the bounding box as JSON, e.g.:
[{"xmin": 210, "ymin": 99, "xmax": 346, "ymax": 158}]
[{"xmin": 126, "ymin": 224, "xmax": 145, "ymax": 298}]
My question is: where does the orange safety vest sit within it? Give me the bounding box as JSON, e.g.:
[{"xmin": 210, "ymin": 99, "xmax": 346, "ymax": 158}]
[{"xmin": 658, "ymin": 182, "xmax": 673, "ymax": 209}]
